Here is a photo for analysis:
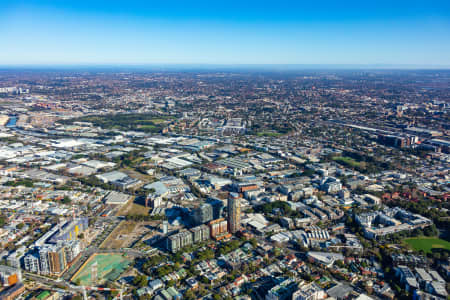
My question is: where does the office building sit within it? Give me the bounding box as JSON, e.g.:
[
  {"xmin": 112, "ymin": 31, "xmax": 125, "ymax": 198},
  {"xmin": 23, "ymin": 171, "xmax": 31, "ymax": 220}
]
[
  {"xmin": 6, "ymin": 252, "xmax": 22, "ymax": 269},
  {"xmin": 24, "ymin": 253, "xmax": 40, "ymax": 274},
  {"xmin": 0, "ymin": 265, "xmax": 21, "ymax": 287},
  {"xmin": 0, "ymin": 282, "xmax": 25, "ymax": 300},
  {"xmin": 39, "ymin": 244, "xmax": 67, "ymax": 275},
  {"xmin": 48, "ymin": 218, "xmax": 88, "ymax": 244},
  {"xmin": 166, "ymin": 230, "xmax": 193, "ymax": 253},
  {"xmin": 162, "ymin": 220, "xmax": 169, "ymax": 234},
  {"xmin": 64, "ymin": 240, "xmax": 81, "ymax": 263},
  {"xmin": 292, "ymin": 283, "xmax": 326, "ymax": 300},
  {"xmin": 209, "ymin": 218, "xmax": 230, "ymax": 240},
  {"xmin": 207, "ymin": 197, "xmax": 224, "ymax": 219},
  {"xmin": 194, "ymin": 203, "xmax": 213, "ymax": 225},
  {"xmin": 265, "ymin": 278, "xmax": 298, "ymax": 300},
  {"xmin": 190, "ymin": 224, "xmax": 210, "ymax": 243}
]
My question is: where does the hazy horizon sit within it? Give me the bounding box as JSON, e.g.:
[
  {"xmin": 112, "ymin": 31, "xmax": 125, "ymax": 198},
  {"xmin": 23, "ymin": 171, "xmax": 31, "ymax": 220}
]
[{"xmin": 1, "ymin": 63, "xmax": 450, "ymax": 71}]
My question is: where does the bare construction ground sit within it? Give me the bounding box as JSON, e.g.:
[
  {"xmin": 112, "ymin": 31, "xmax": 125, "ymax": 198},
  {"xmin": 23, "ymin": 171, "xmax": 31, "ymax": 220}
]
[
  {"xmin": 100, "ymin": 221, "xmax": 137, "ymax": 249},
  {"xmin": 116, "ymin": 199, "xmax": 150, "ymax": 216},
  {"xmin": 100, "ymin": 220, "xmax": 154, "ymax": 249}
]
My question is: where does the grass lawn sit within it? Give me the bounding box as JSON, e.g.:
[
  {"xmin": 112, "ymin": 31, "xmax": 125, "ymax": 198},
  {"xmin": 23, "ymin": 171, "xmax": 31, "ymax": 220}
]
[
  {"xmin": 138, "ymin": 124, "xmax": 157, "ymax": 130},
  {"xmin": 256, "ymin": 131, "xmax": 283, "ymax": 137},
  {"xmin": 149, "ymin": 118, "xmax": 169, "ymax": 124},
  {"xmin": 64, "ymin": 113, "xmax": 174, "ymax": 132},
  {"xmin": 404, "ymin": 237, "xmax": 450, "ymax": 253},
  {"xmin": 332, "ymin": 156, "xmax": 361, "ymax": 168}
]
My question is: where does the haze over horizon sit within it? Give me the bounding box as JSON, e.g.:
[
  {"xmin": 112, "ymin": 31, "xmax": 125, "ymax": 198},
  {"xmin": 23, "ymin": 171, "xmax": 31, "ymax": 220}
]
[{"xmin": 1, "ymin": 0, "xmax": 450, "ymax": 66}]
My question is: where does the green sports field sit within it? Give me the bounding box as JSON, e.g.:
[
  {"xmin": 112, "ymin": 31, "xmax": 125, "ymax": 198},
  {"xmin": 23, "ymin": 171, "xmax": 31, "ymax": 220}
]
[{"xmin": 404, "ymin": 237, "xmax": 450, "ymax": 253}]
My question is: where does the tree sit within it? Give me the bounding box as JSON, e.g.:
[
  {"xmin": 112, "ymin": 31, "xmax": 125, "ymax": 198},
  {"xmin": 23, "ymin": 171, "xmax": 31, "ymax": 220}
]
[
  {"xmin": 156, "ymin": 265, "xmax": 174, "ymax": 277},
  {"xmin": 5, "ymin": 179, "xmax": 34, "ymax": 187},
  {"xmin": 197, "ymin": 249, "xmax": 214, "ymax": 260},
  {"xmin": 424, "ymin": 224, "xmax": 438, "ymax": 237},
  {"xmin": 335, "ymin": 260, "xmax": 345, "ymax": 268},
  {"xmin": 249, "ymin": 238, "xmax": 258, "ymax": 248},
  {"xmin": 217, "ymin": 240, "xmax": 241, "ymax": 255},
  {"xmin": 200, "ymin": 276, "xmax": 210, "ymax": 284},
  {"xmin": 167, "ymin": 280, "xmax": 176, "ymax": 287},
  {"xmin": 133, "ymin": 275, "xmax": 148, "ymax": 287},
  {"xmin": 432, "ymin": 252, "xmax": 441, "ymax": 260},
  {"xmin": 301, "ymin": 169, "xmax": 315, "ymax": 177},
  {"xmin": 184, "ymin": 290, "xmax": 196, "ymax": 300},
  {"xmin": 89, "ymin": 217, "xmax": 97, "ymax": 227},
  {"xmin": 62, "ymin": 196, "xmax": 71, "ymax": 204},
  {"xmin": 273, "ymin": 248, "xmax": 281, "ymax": 257},
  {"xmin": 5, "ymin": 243, "xmax": 15, "ymax": 251}
]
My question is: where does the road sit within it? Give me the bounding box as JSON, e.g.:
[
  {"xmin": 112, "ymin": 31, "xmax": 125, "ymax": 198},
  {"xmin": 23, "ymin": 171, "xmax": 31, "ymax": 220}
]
[{"xmin": 24, "ymin": 271, "xmax": 73, "ymax": 290}]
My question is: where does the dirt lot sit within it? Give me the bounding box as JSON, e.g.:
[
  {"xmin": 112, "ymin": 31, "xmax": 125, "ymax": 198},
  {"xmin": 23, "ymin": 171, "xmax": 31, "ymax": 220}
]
[
  {"xmin": 120, "ymin": 167, "xmax": 154, "ymax": 182},
  {"xmin": 100, "ymin": 220, "xmax": 154, "ymax": 249},
  {"xmin": 100, "ymin": 221, "xmax": 137, "ymax": 249},
  {"xmin": 116, "ymin": 199, "xmax": 150, "ymax": 216}
]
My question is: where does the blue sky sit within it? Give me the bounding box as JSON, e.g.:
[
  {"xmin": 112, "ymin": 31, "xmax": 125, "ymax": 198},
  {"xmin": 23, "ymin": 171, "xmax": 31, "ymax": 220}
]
[{"xmin": 1, "ymin": 0, "xmax": 450, "ymax": 66}]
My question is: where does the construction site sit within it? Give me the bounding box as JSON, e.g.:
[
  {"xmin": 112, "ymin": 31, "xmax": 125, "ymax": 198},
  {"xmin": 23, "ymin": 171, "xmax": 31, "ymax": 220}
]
[
  {"xmin": 100, "ymin": 219, "xmax": 158, "ymax": 249},
  {"xmin": 70, "ymin": 253, "xmax": 132, "ymax": 286}
]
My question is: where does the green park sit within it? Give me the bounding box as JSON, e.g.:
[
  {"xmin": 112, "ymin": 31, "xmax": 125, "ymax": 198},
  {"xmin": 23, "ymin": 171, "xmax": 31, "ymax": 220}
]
[{"xmin": 404, "ymin": 237, "xmax": 450, "ymax": 254}]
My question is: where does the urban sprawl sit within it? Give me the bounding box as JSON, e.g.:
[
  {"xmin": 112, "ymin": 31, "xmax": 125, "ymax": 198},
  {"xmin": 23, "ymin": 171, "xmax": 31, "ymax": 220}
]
[{"xmin": 0, "ymin": 69, "xmax": 449, "ymax": 300}]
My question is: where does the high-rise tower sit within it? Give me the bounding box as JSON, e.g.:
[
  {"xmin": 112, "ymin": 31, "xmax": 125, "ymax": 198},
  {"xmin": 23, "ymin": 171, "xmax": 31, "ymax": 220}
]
[{"xmin": 227, "ymin": 192, "xmax": 241, "ymax": 234}]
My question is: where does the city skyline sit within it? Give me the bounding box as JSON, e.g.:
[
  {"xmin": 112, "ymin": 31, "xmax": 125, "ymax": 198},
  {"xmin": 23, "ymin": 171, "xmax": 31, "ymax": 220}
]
[{"xmin": 1, "ymin": 0, "xmax": 450, "ymax": 66}]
